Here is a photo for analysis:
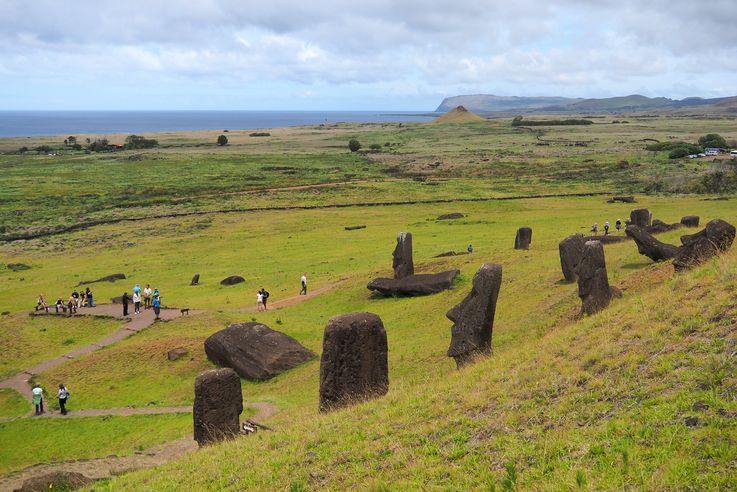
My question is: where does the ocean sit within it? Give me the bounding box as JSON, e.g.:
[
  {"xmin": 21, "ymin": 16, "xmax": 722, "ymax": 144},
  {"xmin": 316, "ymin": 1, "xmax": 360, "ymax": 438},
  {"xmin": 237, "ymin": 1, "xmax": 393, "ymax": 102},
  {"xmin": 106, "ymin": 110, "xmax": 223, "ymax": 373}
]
[{"xmin": 0, "ymin": 110, "xmax": 437, "ymax": 138}]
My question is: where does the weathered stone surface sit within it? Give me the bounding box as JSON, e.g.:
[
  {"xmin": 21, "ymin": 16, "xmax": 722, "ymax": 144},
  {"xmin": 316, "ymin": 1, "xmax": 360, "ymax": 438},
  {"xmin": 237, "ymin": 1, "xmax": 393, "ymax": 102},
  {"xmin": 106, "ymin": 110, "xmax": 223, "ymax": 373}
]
[
  {"xmin": 608, "ymin": 196, "xmax": 636, "ymax": 203},
  {"xmin": 344, "ymin": 225, "xmax": 367, "ymax": 230},
  {"xmin": 204, "ymin": 322, "xmax": 315, "ymax": 380},
  {"xmin": 434, "ymin": 251, "xmax": 469, "ymax": 258},
  {"xmin": 367, "ymin": 270, "xmax": 460, "ymax": 296},
  {"xmin": 645, "ymin": 219, "xmax": 681, "ymax": 234},
  {"xmin": 630, "ymin": 208, "xmax": 652, "ymax": 228},
  {"xmin": 514, "ymin": 227, "xmax": 532, "ymax": 250},
  {"xmin": 577, "ymin": 241, "xmax": 613, "ymax": 315},
  {"xmin": 559, "ymin": 234, "xmax": 586, "ymax": 282},
  {"xmin": 15, "ymin": 471, "xmax": 93, "ymax": 491},
  {"xmin": 190, "ymin": 273, "xmax": 200, "ymax": 285},
  {"xmin": 446, "ymin": 263, "xmax": 502, "ymax": 367},
  {"xmin": 582, "ymin": 235, "xmax": 629, "ymax": 244},
  {"xmin": 7, "ymin": 263, "xmax": 31, "ymax": 271},
  {"xmin": 167, "ymin": 347, "xmax": 189, "ymax": 361},
  {"xmin": 625, "ymin": 225, "xmax": 680, "ymax": 262},
  {"xmin": 78, "ymin": 273, "xmax": 126, "ymax": 286},
  {"xmin": 392, "ymin": 232, "xmax": 414, "ymax": 279},
  {"xmin": 193, "ymin": 368, "xmax": 243, "ymax": 446},
  {"xmin": 680, "ymin": 216, "xmax": 700, "ymax": 228},
  {"xmin": 437, "ymin": 212, "xmax": 465, "ymax": 220},
  {"xmin": 673, "ymin": 219, "xmax": 736, "ymax": 271},
  {"xmin": 319, "ymin": 312, "xmax": 388, "ymax": 411},
  {"xmin": 220, "ymin": 275, "xmax": 245, "ymax": 286}
]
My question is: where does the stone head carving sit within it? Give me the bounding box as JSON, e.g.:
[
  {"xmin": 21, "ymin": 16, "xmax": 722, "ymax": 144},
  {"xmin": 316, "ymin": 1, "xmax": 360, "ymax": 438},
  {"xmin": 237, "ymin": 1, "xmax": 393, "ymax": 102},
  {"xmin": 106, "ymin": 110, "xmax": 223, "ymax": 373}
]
[
  {"xmin": 447, "ymin": 263, "xmax": 502, "ymax": 367},
  {"xmin": 392, "ymin": 232, "xmax": 414, "ymax": 279}
]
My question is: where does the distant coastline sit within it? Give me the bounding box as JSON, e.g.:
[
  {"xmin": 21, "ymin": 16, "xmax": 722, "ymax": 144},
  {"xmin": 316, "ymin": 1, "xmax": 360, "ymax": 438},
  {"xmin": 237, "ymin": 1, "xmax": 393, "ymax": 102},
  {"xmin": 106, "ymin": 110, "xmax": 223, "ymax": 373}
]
[{"xmin": 0, "ymin": 110, "xmax": 438, "ymax": 138}]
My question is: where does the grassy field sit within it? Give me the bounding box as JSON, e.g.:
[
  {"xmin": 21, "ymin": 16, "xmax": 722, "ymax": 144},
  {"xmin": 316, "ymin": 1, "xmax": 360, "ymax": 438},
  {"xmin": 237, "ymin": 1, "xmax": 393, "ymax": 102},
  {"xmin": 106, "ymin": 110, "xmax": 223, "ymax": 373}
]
[{"xmin": 0, "ymin": 116, "xmax": 736, "ymax": 487}]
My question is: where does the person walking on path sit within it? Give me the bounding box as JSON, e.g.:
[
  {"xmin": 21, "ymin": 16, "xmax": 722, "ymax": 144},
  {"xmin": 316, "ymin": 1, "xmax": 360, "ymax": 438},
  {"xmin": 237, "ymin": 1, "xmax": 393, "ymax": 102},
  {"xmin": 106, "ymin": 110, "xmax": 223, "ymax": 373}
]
[
  {"xmin": 57, "ymin": 384, "xmax": 70, "ymax": 415},
  {"xmin": 300, "ymin": 273, "xmax": 308, "ymax": 295},
  {"xmin": 32, "ymin": 384, "xmax": 45, "ymax": 415},
  {"xmin": 132, "ymin": 290, "xmax": 142, "ymax": 315},
  {"xmin": 604, "ymin": 221, "xmax": 610, "ymax": 236},
  {"xmin": 143, "ymin": 285, "xmax": 152, "ymax": 310},
  {"xmin": 86, "ymin": 287, "xmax": 95, "ymax": 307},
  {"xmin": 591, "ymin": 223, "xmax": 598, "ymax": 236},
  {"xmin": 467, "ymin": 244, "xmax": 473, "ymax": 254},
  {"xmin": 256, "ymin": 291, "xmax": 264, "ymax": 312},
  {"xmin": 261, "ymin": 288, "xmax": 270, "ymax": 310},
  {"xmin": 615, "ymin": 219, "xmax": 622, "ymax": 233},
  {"xmin": 152, "ymin": 294, "xmax": 161, "ymax": 320},
  {"xmin": 122, "ymin": 292, "xmax": 130, "ymax": 316}
]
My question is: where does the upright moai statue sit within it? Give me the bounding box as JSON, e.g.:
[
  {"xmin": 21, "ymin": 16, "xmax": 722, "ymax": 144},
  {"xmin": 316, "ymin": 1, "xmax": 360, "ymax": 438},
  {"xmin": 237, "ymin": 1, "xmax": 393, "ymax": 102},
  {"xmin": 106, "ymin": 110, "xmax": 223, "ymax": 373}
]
[{"xmin": 392, "ymin": 232, "xmax": 414, "ymax": 279}]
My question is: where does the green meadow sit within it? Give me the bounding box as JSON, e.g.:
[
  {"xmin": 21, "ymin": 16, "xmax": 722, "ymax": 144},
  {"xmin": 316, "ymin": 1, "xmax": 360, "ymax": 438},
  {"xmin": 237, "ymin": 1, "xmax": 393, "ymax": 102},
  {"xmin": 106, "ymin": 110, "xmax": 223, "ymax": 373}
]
[{"xmin": 0, "ymin": 116, "xmax": 736, "ymax": 488}]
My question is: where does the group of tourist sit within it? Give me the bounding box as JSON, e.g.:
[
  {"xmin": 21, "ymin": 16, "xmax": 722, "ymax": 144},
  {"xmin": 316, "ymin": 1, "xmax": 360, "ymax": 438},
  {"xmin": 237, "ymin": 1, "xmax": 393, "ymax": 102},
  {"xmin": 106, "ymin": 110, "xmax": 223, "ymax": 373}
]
[
  {"xmin": 591, "ymin": 218, "xmax": 627, "ymax": 236},
  {"xmin": 256, "ymin": 288, "xmax": 271, "ymax": 311},
  {"xmin": 31, "ymin": 382, "xmax": 70, "ymax": 416},
  {"xmin": 36, "ymin": 288, "xmax": 96, "ymax": 316},
  {"xmin": 122, "ymin": 284, "xmax": 163, "ymax": 318}
]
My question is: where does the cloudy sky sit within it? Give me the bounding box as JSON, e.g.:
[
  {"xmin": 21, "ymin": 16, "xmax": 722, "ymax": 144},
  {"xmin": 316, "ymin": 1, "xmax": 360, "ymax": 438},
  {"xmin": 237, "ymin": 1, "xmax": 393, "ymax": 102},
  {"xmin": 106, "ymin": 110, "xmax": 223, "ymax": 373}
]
[{"xmin": 1, "ymin": 0, "xmax": 736, "ymax": 110}]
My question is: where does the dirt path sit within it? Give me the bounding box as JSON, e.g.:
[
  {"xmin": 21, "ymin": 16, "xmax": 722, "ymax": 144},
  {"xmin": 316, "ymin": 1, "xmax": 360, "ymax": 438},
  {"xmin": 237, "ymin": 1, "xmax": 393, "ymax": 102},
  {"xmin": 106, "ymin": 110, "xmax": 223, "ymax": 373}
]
[
  {"xmin": 226, "ymin": 280, "xmax": 344, "ymax": 313},
  {"xmin": 0, "ymin": 401, "xmax": 280, "ymax": 490}
]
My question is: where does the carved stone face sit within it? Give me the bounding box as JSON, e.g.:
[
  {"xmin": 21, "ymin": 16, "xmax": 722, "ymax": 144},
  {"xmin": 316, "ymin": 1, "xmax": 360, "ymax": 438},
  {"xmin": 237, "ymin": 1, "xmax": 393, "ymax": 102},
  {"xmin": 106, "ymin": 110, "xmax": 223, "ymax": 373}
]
[
  {"xmin": 392, "ymin": 232, "xmax": 414, "ymax": 279},
  {"xmin": 447, "ymin": 263, "xmax": 502, "ymax": 367}
]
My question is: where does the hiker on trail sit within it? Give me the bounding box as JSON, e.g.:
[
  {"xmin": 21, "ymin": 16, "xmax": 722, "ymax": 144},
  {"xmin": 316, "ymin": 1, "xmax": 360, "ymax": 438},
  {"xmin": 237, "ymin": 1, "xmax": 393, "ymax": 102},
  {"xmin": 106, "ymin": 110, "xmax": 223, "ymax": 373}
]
[
  {"xmin": 615, "ymin": 219, "xmax": 622, "ymax": 233},
  {"xmin": 132, "ymin": 290, "xmax": 142, "ymax": 315},
  {"xmin": 604, "ymin": 221, "xmax": 610, "ymax": 236},
  {"xmin": 300, "ymin": 273, "xmax": 308, "ymax": 295},
  {"xmin": 152, "ymin": 294, "xmax": 161, "ymax": 320},
  {"xmin": 57, "ymin": 383, "xmax": 70, "ymax": 415},
  {"xmin": 85, "ymin": 287, "xmax": 95, "ymax": 307},
  {"xmin": 468, "ymin": 244, "xmax": 473, "ymax": 254},
  {"xmin": 36, "ymin": 294, "xmax": 49, "ymax": 312},
  {"xmin": 32, "ymin": 384, "xmax": 44, "ymax": 415},
  {"xmin": 256, "ymin": 291, "xmax": 264, "ymax": 311},
  {"xmin": 153, "ymin": 287, "xmax": 159, "ymax": 300},
  {"xmin": 261, "ymin": 288, "xmax": 270, "ymax": 310},
  {"xmin": 122, "ymin": 292, "xmax": 130, "ymax": 316},
  {"xmin": 591, "ymin": 223, "xmax": 598, "ymax": 236},
  {"xmin": 55, "ymin": 297, "xmax": 65, "ymax": 313},
  {"xmin": 143, "ymin": 284, "xmax": 152, "ymax": 310}
]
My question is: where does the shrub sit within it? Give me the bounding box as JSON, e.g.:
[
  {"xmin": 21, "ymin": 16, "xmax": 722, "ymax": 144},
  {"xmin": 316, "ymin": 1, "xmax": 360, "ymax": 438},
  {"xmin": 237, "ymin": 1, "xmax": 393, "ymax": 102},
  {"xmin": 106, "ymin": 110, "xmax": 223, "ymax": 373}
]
[
  {"xmin": 249, "ymin": 132, "xmax": 271, "ymax": 137},
  {"xmin": 124, "ymin": 135, "xmax": 158, "ymax": 150},
  {"xmin": 348, "ymin": 139, "xmax": 361, "ymax": 152},
  {"xmin": 34, "ymin": 145, "xmax": 53, "ymax": 153},
  {"xmin": 369, "ymin": 143, "xmax": 382, "ymax": 151},
  {"xmin": 217, "ymin": 135, "xmax": 228, "ymax": 146},
  {"xmin": 87, "ymin": 139, "xmax": 110, "ymax": 152},
  {"xmin": 698, "ymin": 133, "xmax": 727, "ymax": 149}
]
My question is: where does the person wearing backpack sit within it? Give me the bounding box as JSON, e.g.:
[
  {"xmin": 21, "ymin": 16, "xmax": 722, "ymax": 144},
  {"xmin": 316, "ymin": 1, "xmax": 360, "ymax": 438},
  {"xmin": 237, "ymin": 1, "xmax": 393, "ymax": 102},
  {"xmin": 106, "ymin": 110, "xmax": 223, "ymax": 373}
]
[
  {"xmin": 260, "ymin": 288, "xmax": 270, "ymax": 310},
  {"xmin": 57, "ymin": 383, "xmax": 70, "ymax": 415}
]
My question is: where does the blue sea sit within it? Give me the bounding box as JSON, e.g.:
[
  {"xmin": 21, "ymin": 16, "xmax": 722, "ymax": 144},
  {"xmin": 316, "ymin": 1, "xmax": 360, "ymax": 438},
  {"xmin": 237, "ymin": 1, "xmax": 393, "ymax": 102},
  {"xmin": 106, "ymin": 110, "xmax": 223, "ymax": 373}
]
[{"xmin": 0, "ymin": 110, "xmax": 437, "ymax": 138}]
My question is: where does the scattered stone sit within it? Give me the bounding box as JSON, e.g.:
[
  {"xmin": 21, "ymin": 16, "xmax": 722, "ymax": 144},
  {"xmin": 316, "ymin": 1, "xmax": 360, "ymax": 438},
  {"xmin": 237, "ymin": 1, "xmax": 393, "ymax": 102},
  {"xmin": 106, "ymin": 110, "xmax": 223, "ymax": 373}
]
[
  {"xmin": 78, "ymin": 273, "xmax": 126, "ymax": 286},
  {"xmin": 6, "ymin": 263, "xmax": 31, "ymax": 271},
  {"xmin": 167, "ymin": 348, "xmax": 189, "ymax": 361},
  {"xmin": 193, "ymin": 368, "xmax": 243, "ymax": 446},
  {"xmin": 559, "ymin": 234, "xmax": 586, "ymax": 282},
  {"xmin": 437, "ymin": 213, "xmax": 465, "ymax": 220},
  {"xmin": 344, "ymin": 225, "xmax": 367, "ymax": 230},
  {"xmin": 204, "ymin": 322, "xmax": 315, "ymax": 380},
  {"xmin": 220, "ymin": 275, "xmax": 245, "ymax": 286},
  {"xmin": 1, "ymin": 311, "xmax": 9, "ymax": 316},
  {"xmin": 447, "ymin": 263, "xmax": 502, "ymax": 367},
  {"xmin": 625, "ymin": 225, "xmax": 680, "ymax": 262},
  {"xmin": 319, "ymin": 312, "xmax": 388, "ymax": 411},
  {"xmin": 577, "ymin": 241, "xmax": 614, "ymax": 315},
  {"xmin": 191, "ymin": 273, "xmax": 200, "ymax": 286},
  {"xmin": 645, "ymin": 219, "xmax": 681, "ymax": 234},
  {"xmin": 514, "ymin": 227, "xmax": 532, "ymax": 250},
  {"xmin": 15, "ymin": 471, "xmax": 94, "ymax": 491},
  {"xmin": 392, "ymin": 232, "xmax": 414, "ymax": 279},
  {"xmin": 691, "ymin": 400, "xmax": 709, "ymax": 411},
  {"xmin": 680, "ymin": 216, "xmax": 700, "ymax": 228},
  {"xmin": 608, "ymin": 196, "xmax": 636, "ymax": 203},
  {"xmin": 673, "ymin": 219, "xmax": 736, "ymax": 271},
  {"xmin": 434, "ymin": 251, "xmax": 469, "ymax": 258},
  {"xmin": 630, "ymin": 208, "xmax": 652, "ymax": 228},
  {"xmin": 683, "ymin": 415, "xmax": 700, "ymax": 427},
  {"xmin": 367, "ymin": 270, "xmax": 460, "ymax": 296}
]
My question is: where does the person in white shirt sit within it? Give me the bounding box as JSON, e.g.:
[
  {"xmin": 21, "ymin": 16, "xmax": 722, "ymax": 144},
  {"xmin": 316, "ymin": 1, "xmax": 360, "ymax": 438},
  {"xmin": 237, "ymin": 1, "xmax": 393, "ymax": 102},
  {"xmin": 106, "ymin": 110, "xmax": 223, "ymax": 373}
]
[
  {"xmin": 32, "ymin": 384, "xmax": 45, "ymax": 415},
  {"xmin": 132, "ymin": 291, "xmax": 142, "ymax": 314},
  {"xmin": 57, "ymin": 384, "xmax": 70, "ymax": 415},
  {"xmin": 300, "ymin": 273, "xmax": 307, "ymax": 295},
  {"xmin": 143, "ymin": 285, "xmax": 152, "ymax": 310},
  {"xmin": 256, "ymin": 291, "xmax": 264, "ymax": 311}
]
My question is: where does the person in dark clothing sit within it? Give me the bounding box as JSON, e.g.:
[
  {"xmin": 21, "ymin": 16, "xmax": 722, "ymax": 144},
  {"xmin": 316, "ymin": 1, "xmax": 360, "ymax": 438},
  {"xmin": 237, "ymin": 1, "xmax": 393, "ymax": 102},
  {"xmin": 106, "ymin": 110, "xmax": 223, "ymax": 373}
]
[
  {"xmin": 86, "ymin": 287, "xmax": 95, "ymax": 307},
  {"xmin": 57, "ymin": 384, "xmax": 69, "ymax": 415},
  {"xmin": 122, "ymin": 292, "xmax": 130, "ymax": 316},
  {"xmin": 260, "ymin": 288, "xmax": 270, "ymax": 310}
]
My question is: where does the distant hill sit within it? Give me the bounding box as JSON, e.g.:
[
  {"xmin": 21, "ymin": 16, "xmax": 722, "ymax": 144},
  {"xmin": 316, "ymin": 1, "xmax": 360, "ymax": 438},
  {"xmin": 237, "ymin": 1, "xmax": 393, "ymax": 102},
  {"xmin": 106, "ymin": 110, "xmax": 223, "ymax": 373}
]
[
  {"xmin": 435, "ymin": 94, "xmax": 737, "ymax": 114},
  {"xmin": 432, "ymin": 105, "xmax": 486, "ymax": 124}
]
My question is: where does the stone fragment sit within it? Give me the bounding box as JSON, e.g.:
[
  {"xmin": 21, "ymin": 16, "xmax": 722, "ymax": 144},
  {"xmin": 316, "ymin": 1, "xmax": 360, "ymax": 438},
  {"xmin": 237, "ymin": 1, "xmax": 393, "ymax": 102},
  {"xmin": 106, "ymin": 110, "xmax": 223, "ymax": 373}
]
[
  {"xmin": 446, "ymin": 263, "xmax": 502, "ymax": 367},
  {"xmin": 437, "ymin": 213, "xmax": 465, "ymax": 220},
  {"xmin": 559, "ymin": 234, "xmax": 586, "ymax": 282},
  {"xmin": 220, "ymin": 275, "xmax": 245, "ymax": 286},
  {"xmin": 319, "ymin": 312, "xmax": 388, "ymax": 411},
  {"xmin": 204, "ymin": 322, "xmax": 315, "ymax": 380},
  {"xmin": 680, "ymin": 216, "xmax": 700, "ymax": 228},
  {"xmin": 167, "ymin": 347, "xmax": 189, "ymax": 361},
  {"xmin": 193, "ymin": 368, "xmax": 243, "ymax": 446}
]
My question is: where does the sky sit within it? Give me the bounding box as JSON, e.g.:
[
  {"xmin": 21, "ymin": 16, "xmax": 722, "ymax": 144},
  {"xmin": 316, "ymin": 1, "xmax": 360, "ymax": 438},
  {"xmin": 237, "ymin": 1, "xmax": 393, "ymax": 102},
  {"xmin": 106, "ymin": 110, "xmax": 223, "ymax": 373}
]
[{"xmin": 1, "ymin": 0, "xmax": 736, "ymax": 110}]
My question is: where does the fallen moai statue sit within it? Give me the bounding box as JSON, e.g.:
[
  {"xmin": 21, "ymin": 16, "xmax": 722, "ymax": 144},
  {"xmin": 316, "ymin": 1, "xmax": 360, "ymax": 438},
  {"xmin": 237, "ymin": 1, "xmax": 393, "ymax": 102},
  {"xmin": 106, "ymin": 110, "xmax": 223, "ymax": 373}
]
[
  {"xmin": 630, "ymin": 208, "xmax": 652, "ymax": 228},
  {"xmin": 625, "ymin": 225, "xmax": 680, "ymax": 262},
  {"xmin": 645, "ymin": 219, "xmax": 681, "ymax": 234},
  {"xmin": 673, "ymin": 219, "xmax": 736, "ymax": 271},
  {"xmin": 577, "ymin": 240, "xmax": 615, "ymax": 315},
  {"xmin": 393, "ymin": 232, "xmax": 414, "ymax": 279},
  {"xmin": 608, "ymin": 196, "xmax": 636, "ymax": 203},
  {"xmin": 220, "ymin": 275, "xmax": 245, "ymax": 285},
  {"xmin": 437, "ymin": 213, "xmax": 465, "ymax": 220},
  {"xmin": 447, "ymin": 263, "xmax": 502, "ymax": 368},
  {"xmin": 204, "ymin": 322, "xmax": 315, "ymax": 380},
  {"xmin": 559, "ymin": 234, "xmax": 586, "ymax": 282},
  {"xmin": 514, "ymin": 227, "xmax": 532, "ymax": 250},
  {"xmin": 78, "ymin": 273, "xmax": 126, "ymax": 286},
  {"xmin": 193, "ymin": 368, "xmax": 243, "ymax": 446},
  {"xmin": 319, "ymin": 312, "xmax": 389, "ymax": 411},
  {"xmin": 680, "ymin": 216, "xmax": 700, "ymax": 228},
  {"xmin": 367, "ymin": 270, "xmax": 460, "ymax": 296}
]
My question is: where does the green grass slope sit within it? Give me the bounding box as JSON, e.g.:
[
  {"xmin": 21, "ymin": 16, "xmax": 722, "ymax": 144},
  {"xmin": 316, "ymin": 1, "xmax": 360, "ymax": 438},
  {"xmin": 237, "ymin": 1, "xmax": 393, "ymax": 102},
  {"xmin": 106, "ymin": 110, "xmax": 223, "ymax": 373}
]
[{"xmin": 101, "ymin": 247, "xmax": 737, "ymax": 490}]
